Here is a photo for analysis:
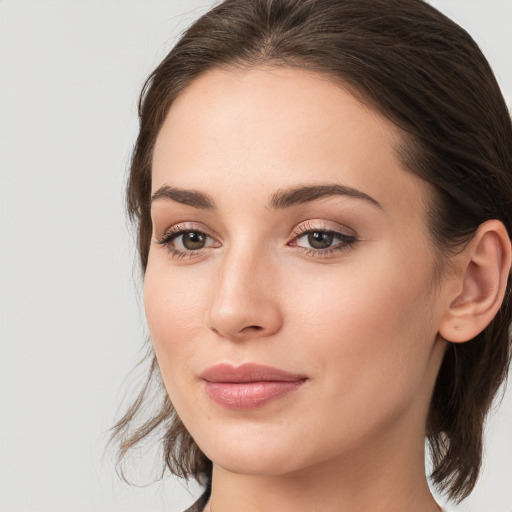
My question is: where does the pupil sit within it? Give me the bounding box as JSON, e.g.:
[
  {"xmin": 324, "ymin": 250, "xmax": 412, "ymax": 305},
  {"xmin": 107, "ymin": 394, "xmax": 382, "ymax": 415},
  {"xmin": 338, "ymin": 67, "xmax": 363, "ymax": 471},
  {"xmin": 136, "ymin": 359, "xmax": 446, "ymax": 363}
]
[
  {"xmin": 308, "ymin": 231, "xmax": 333, "ymax": 249},
  {"xmin": 183, "ymin": 232, "xmax": 206, "ymax": 250}
]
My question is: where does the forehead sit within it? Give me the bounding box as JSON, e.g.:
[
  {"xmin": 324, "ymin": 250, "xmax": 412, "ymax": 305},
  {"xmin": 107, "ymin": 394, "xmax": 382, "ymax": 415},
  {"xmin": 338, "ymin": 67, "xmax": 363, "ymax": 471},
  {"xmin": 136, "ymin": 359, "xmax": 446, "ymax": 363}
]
[{"xmin": 152, "ymin": 65, "xmax": 430, "ymax": 217}]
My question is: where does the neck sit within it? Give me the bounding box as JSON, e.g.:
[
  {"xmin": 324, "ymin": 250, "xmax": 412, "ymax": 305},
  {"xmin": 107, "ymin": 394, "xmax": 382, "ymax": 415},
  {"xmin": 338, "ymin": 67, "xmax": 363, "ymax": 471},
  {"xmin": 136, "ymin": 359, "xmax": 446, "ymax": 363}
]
[{"xmin": 205, "ymin": 422, "xmax": 441, "ymax": 512}]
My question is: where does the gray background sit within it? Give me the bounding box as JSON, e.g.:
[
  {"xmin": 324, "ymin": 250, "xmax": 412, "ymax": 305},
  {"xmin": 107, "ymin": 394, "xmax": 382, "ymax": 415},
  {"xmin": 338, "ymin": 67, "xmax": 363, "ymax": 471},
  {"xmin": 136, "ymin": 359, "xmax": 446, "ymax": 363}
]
[{"xmin": 0, "ymin": 1, "xmax": 511, "ymax": 511}]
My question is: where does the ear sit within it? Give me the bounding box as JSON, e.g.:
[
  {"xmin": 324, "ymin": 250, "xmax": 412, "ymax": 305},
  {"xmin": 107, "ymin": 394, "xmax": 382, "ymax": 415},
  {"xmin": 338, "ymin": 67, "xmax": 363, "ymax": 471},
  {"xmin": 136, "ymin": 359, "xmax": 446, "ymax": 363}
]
[{"xmin": 439, "ymin": 220, "xmax": 512, "ymax": 343}]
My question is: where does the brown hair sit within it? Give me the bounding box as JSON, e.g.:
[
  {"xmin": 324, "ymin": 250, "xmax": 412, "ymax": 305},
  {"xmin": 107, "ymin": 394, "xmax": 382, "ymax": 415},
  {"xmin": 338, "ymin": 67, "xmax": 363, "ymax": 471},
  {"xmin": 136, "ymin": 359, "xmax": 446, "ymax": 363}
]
[{"xmin": 111, "ymin": 0, "xmax": 512, "ymax": 502}]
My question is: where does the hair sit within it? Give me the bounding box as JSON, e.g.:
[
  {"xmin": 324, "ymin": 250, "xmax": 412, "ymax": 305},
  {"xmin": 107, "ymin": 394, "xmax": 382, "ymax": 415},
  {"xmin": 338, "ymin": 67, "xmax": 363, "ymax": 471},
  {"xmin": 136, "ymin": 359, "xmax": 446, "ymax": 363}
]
[{"xmin": 111, "ymin": 0, "xmax": 512, "ymax": 503}]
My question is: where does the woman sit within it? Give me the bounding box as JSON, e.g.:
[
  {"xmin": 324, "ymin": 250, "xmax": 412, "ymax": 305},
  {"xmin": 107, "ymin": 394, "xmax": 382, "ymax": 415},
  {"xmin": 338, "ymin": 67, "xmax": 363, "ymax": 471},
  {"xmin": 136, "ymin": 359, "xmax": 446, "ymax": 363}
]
[{"xmin": 111, "ymin": 0, "xmax": 512, "ymax": 510}]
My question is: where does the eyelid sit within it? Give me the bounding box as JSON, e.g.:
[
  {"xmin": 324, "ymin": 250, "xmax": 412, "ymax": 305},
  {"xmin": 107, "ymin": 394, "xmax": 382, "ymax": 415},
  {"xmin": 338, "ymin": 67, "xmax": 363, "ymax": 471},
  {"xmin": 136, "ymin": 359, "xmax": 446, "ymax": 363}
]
[
  {"xmin": 155, "ymin": 222, "xmax": 221, "ymax": 259},
  {"xmin": 289, "ymin": 219, "xmax": 356, "ymax": 240},
  {"xmin": 287, "ymin": 220, "xmax": 358, "ymax": 256},
  {"xmin": 155, "ymin": 222, "xmax": 219, "ymax": 241}
]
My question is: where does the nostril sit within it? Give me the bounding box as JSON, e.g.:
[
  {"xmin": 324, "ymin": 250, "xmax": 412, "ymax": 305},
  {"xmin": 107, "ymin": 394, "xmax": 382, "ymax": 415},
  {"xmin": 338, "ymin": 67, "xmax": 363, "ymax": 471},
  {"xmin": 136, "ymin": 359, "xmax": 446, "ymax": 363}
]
[{"xmin": 245, "ymin": 325, "xmax": 263, "ymax": 331}]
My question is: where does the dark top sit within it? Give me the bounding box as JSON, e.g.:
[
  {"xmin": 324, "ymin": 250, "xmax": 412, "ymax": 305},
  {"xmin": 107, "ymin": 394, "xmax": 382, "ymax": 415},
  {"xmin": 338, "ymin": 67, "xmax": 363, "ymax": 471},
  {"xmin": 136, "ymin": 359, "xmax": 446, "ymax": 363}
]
[{"xmin": 183, "ymin": 486, "xmax": 211, "ymax": 512}]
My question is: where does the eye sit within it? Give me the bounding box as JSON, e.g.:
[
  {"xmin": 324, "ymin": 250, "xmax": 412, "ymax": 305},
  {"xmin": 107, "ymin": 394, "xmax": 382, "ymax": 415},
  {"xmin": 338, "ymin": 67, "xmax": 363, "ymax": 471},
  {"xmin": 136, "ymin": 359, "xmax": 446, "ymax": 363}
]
[
  {"xmin": 156, "ymin": 226, "xmax": 220, "ymax": 258},
  {"xmin": 174, "ymin": 231, "xmax": 211, "ymax": 250},
  {"xmin": 299, "ymin": 231, "xmax": 337, "ymax": 250},
  {"xmin": 289, "ymin": 222, "xmax": 357, "ymax": 256}
]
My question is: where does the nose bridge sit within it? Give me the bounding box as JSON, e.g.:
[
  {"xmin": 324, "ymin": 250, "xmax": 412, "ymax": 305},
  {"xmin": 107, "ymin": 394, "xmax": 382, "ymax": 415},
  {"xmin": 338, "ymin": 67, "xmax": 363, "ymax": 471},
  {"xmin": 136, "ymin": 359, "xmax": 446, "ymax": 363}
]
[{"xmin": 206, "ymin": 238, "xmax": 282, "ymax": 339}]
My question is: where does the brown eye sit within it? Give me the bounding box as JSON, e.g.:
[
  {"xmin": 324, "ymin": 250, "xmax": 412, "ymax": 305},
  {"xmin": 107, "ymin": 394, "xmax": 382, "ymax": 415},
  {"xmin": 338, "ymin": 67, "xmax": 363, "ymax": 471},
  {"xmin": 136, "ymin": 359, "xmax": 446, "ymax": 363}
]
[
  {"xmin": 157, "ymin": 228, "xmax": 218, "ymax": 256},
  {"xmin": 307, "ymin": 231, "xmax": 334, "ymax": 249},
  {"xmin": 181, "ymin": 231, "xmax": 207, "ymax": 250},
  {"xmin": 292, "ymin": 227, "xmax": 357, "ymax": 255}
]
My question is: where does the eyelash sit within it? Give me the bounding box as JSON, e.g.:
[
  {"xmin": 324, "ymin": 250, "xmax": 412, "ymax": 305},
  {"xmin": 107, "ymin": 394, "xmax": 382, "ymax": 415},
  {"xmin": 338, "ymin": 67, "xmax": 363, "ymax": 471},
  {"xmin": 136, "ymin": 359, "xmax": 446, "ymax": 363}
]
[
  {"xmin": 156, "ymin": 224, "xmax": 215, "ymax": 260},
  {"xmin": 289, "ymin": 221, "xmax": 357, "ymax": 257},
  {"xmin": 156, "ymin": 221, "xmax": 357, "ymax": 260}
]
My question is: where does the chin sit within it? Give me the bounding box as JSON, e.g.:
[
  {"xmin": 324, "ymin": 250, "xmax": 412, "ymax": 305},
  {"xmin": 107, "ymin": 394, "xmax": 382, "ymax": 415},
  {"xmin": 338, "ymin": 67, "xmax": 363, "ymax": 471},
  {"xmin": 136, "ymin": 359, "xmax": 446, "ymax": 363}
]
[
  {"xmin": 208, "ymin": 449, "xmax": 304, "ymax": 477},
  {"xmin": 192, "ymin": 425, "xmax": 305, "ymax": 476},
  {"xmin": 194, "ymin": 421, "xmax": 335, "ymax": 478}
]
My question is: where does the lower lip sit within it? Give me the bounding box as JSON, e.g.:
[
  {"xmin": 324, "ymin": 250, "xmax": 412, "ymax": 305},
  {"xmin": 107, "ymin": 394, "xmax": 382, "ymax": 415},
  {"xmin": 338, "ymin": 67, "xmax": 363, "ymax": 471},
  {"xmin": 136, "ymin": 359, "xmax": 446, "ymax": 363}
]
[{"xmin": 203, "ymin": 380, "xmax": 307, "ymax": 410}]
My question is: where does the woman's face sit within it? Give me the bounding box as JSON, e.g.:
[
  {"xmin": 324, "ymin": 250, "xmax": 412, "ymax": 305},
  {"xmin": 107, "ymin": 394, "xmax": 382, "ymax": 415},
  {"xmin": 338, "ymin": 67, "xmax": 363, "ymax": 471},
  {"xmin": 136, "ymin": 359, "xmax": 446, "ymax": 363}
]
[{"xmin": 146, "ymin": 66, "xmax": 449, "ymax": 476}]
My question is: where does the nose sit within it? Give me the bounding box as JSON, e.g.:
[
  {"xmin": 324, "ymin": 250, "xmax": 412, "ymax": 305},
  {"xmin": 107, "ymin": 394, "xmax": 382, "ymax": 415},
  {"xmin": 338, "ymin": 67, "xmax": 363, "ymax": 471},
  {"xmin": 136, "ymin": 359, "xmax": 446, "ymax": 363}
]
[{"xmin": 205, "ymin": 246, "xmax": 283, "ymax": 341}]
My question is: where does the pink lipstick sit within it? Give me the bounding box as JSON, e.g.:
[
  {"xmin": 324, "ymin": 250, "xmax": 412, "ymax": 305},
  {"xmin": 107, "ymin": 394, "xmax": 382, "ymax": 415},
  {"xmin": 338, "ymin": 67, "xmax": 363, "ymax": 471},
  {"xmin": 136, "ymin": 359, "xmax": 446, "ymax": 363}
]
[{"xmin": 199, "ymin": 363, "xmax": 307, "ymax": 410}]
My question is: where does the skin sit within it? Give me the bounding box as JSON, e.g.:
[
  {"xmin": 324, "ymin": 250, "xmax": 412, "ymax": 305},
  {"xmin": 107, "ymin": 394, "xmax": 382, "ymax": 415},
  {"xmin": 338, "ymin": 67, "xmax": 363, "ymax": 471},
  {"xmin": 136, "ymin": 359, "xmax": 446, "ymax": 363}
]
[{"xmin": 145, "ymin": 66, "xmax": 456, "ymax": 512}]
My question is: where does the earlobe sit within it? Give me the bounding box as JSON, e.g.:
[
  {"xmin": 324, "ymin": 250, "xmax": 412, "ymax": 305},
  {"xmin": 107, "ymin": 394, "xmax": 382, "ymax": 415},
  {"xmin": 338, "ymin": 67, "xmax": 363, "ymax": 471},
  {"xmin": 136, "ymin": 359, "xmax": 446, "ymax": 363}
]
[{"xmin": 439, "ymin": 220, "xmax": 512, "ymax": 343}]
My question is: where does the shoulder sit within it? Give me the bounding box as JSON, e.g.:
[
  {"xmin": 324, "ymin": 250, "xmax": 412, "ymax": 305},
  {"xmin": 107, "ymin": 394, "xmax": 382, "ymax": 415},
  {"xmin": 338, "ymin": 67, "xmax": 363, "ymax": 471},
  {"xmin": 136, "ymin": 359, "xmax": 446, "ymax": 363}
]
[{"xmin": 182, "ymin": 488, "xmax": 211, "ymax": 512}]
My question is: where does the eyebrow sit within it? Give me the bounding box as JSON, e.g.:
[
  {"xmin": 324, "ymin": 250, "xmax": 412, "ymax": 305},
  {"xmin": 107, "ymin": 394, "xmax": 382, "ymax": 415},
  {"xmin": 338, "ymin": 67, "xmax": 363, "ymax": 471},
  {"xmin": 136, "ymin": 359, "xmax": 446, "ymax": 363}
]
[
  {"xmin": 151, "ymin": 185, "xmax": 216, "ymax": 210},
  {"xmin": 270, "ymin": 184, "xmax": 382, "ymax": 209},
  {"xmin": 150, "ymin": 183, "xmax": 381, "ymax": 210}
]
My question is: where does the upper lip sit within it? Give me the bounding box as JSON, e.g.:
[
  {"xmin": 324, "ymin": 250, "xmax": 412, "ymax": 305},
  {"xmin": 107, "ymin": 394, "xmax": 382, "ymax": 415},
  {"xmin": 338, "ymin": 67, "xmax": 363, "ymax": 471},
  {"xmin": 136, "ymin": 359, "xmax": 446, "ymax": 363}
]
[{"xmin": 199, "ymin": 363, "xmax": 307, "ymax": 383}]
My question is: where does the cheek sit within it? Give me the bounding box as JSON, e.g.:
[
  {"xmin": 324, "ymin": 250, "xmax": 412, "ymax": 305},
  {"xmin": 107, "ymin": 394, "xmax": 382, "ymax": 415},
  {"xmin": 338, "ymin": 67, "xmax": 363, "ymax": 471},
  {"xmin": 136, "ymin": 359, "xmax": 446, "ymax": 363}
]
[
  {"xmin": 288, "ymin": 244, "xmax": 435, "ymax": 337},
  {"xmin": 284, "ymin": 245, "xmax": 439, "ymax": 413},
  {"xmin": 143, "ymin": 257, "xmax": 209, "ymax": 390}
]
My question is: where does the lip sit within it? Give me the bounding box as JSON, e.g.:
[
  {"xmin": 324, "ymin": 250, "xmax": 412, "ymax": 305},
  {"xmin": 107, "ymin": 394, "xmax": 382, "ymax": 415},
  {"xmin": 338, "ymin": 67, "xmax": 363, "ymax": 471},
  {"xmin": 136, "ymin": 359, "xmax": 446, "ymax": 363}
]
[
  {"xmin": 199, "ymin": 363, "xmax": 307, "ymax": 383},
  {"xmin": 199, "ymin": 363, "xmax": 308, "ymax": 410}
]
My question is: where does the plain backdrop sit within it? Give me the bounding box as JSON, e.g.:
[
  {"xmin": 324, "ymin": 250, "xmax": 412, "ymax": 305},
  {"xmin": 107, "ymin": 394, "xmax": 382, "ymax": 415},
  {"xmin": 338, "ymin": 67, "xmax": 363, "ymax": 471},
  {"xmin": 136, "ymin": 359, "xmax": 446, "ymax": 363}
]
[{"xmin": 0, "ymin": 1, "xmax": 511, "ymax": 511}]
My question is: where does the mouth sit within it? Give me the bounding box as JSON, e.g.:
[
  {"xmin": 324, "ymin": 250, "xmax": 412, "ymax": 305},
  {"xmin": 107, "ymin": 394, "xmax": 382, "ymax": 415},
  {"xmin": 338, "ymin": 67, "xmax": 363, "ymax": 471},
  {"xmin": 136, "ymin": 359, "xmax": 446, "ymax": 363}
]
[{"xmin": 199, "ymin": 363, "xmax": 308, "ymax": 410}]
